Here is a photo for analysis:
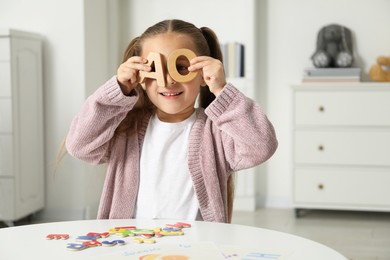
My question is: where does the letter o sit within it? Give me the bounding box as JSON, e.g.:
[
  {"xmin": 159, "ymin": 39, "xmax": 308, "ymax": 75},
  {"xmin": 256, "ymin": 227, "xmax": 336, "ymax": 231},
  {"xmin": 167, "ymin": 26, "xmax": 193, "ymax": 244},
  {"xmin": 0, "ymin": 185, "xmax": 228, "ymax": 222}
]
[{"xmin": 167, "ymin": 49, "xmax": 198, "ymax": 83}]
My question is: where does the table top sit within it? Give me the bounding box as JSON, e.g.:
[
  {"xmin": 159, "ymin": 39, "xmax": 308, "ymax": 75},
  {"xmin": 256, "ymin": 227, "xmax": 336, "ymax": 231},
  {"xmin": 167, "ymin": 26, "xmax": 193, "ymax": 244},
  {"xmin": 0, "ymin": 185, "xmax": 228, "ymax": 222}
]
[{"xmin": 0, "ymin": 219, "xmax": 346, "ymax": 259}]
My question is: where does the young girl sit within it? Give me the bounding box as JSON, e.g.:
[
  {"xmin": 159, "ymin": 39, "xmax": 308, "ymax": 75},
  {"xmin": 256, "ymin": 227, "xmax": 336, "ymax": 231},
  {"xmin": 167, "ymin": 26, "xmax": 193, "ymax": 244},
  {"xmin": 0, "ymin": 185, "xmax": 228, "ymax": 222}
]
[{"xmin": 65, "ymin": 19, "xmax": 277, "ymax": 223}]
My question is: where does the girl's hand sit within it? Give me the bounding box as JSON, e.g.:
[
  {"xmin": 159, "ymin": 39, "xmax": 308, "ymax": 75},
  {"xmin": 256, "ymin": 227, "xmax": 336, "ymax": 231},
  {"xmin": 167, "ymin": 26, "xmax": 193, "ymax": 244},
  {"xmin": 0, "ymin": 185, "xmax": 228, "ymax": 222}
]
[
  {"xmin": 188, "ymin": 56, "xmax": 226, "ymax": 96},
  {"xmin": 116, "ymin": 56, "xmax": 151, "ymax": 95}
]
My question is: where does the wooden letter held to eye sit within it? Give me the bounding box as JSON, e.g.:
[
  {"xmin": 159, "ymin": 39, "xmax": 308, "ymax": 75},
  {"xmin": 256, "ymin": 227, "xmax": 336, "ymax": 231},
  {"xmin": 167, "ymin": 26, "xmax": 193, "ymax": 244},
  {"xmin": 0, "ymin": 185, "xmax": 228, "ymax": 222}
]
[
  {"xmin": 167, "ymin": 48, "xmax": 198, "ymax": 83},
  {"xmin": 139, "ymin": 52, "xmax": 166, "ymax": 87},
  {"xmin": 138, "ymin": 48, "xmax": 198, "ymax": 87}
]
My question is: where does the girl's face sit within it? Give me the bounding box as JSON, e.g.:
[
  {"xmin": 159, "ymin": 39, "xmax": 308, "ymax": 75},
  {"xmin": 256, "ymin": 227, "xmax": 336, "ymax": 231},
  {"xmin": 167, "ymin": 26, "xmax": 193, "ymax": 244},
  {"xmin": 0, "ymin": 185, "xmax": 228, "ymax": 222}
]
[{"xmin": 141, "ymin": 32, "xmax": 204, "ymax": 123}]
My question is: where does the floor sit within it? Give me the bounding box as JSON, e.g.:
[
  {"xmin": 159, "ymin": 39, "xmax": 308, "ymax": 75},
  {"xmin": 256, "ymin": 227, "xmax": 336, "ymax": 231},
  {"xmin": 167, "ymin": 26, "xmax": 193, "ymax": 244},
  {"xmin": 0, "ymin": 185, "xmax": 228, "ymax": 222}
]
[
  {"xmin": 1, "ymin": 208, "xmax": 389, "ymax": 259},
  {"xmin": 232, "ymin": 208, "xmax": 390, "ymax": 260}
]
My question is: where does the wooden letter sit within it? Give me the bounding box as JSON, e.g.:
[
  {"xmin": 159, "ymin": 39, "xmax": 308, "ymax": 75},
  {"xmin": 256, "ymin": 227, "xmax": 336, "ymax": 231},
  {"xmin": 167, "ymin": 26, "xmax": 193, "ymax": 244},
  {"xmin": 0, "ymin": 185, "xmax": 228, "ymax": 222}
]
[
  {"xmin": 167, "ymin": 48, "xmax": 198, "ymax": 83},
  {"xmin": 139, "ymin": 52, "xmax": 166, "ymax": 87}
]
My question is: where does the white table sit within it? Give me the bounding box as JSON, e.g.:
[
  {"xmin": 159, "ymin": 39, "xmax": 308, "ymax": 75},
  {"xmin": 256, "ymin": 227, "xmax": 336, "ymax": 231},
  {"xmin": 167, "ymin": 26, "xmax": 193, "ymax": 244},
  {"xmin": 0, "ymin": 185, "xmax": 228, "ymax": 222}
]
[{"xmin": 0, "ymin": 219, "xmax": 346, "ymax": 259}]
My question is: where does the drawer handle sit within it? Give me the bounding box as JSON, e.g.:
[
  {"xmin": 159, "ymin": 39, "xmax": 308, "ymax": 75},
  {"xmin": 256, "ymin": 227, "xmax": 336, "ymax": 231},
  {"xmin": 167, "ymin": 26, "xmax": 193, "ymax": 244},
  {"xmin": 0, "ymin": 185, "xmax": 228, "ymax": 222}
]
[
  {"xmin": 318, "ymin": 145, "xmax": 324, "ymax": 151},
  {"xmin": 318, "ymin": 183, "xmax": 324, "ymax": 190},
  {"xmin": 318, "ymin": 106, "xmax": 325, "ymax": 112}
]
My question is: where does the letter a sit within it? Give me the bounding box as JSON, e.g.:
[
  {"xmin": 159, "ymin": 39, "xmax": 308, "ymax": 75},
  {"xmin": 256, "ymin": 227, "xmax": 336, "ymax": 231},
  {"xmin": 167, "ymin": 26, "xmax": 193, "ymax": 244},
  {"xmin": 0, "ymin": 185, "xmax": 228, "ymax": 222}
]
[{"xmin": 139, "ymin": 52, "xmax": 166, "ymax": 87}]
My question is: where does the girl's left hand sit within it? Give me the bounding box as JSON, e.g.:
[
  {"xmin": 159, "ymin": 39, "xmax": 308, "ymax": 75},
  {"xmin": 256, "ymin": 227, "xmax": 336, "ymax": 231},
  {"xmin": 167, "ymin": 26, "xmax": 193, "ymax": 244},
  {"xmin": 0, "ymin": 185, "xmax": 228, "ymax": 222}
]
[{"xmin": 188, "ymin": 56, "xmax": 226, "ymax": 96}]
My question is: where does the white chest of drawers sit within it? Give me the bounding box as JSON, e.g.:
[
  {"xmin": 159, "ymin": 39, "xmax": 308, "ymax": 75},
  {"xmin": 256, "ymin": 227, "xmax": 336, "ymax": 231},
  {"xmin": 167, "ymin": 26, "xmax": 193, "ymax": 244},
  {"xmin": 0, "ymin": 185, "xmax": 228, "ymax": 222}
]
[
  {"xmin": 0, "ymin": 29, "xmax": 44, "ymax": 225},
  {"xmin": 292, "ymin": 83, "xmax": 390, "ymax": 216}
]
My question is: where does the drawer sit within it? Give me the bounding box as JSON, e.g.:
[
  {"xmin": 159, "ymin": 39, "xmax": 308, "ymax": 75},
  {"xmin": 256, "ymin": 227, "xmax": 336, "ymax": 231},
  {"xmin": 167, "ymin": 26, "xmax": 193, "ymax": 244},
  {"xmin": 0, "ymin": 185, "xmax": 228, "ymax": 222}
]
[
  {"xmin": 0, "ymin": 99, "xmax": 12, "ymax": 133},
  {"xmin": 0, "ymin": 62, "xmax": 11, "ymax": 97},
  {"xmin": 294, "ymin": 130, "xmax": 390, "ymax": 166},
  {"xmin": 294, "ymin": 91, "xmax": 390, "ymax": 126},
  {"xmin": 0, "ymin": 135, "xmax": 13, "ymax": 176},
  {"xmin": 294, "ymin": 167, "xmax": 390, "ymax": 207},
  {"xmin": 0, "ymin": 38, "xmax": 11, "ymax": 61},
  {"xmin": 0, "ymin": 178, "xmax": 15, "ymax": 220}
]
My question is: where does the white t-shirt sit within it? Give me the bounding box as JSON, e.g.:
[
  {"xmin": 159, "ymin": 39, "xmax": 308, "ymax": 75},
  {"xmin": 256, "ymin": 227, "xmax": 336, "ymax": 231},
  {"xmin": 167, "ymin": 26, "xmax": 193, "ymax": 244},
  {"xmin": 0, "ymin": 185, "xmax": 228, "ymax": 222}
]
[{"xmin": 135, "ymin": 111, "xmax": 202, "ymax": 220}]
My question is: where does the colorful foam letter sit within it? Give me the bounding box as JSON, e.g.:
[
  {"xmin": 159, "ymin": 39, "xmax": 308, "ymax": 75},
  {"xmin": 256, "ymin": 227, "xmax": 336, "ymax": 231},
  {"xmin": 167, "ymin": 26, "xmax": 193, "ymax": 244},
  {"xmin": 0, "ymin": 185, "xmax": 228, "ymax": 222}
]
[{"xmin": 46, "ymin": 234, "xmax": 69, "ymax": 240}]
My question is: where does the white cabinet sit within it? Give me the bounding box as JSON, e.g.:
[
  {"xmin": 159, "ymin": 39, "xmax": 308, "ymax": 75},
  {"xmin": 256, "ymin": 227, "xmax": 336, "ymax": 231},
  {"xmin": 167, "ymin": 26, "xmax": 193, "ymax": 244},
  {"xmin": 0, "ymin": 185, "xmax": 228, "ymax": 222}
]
[
  {"xmin": 292, "ymin": 83, "xmax": 390, "ymax": 216},
  {"xmin": 0, "ymin": 29, "xmax": 44, "ymax": 225}
]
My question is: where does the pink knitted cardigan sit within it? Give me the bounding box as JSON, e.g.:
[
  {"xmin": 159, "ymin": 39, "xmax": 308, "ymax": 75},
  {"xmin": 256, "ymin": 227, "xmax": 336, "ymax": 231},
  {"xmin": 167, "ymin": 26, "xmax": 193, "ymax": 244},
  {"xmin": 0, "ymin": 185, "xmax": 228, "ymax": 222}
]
[{"xmin": 66, "ymin": 76, "xmax": 278, "ymax": 223}]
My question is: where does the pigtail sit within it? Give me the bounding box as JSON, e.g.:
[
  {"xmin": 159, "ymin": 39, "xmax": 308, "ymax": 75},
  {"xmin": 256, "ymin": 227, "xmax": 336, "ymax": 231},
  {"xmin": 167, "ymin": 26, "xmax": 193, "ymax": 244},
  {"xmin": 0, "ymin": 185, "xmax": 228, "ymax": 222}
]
[
  {"xmin": 199, "ymin": 27, "xmax": 223, "ymax": 62},
  {"xmin": 122, "ymin": 37, "xmax": 141, "ymax": 62},
  {"xmin": 198, "ymin": 27, "xmax": 224, "ymax": 109}
]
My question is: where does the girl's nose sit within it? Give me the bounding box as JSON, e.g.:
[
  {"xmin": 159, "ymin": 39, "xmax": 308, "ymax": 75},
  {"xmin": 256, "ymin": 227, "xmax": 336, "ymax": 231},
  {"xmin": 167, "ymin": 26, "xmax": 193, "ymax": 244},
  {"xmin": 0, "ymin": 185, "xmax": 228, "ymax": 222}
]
[{"xmin": 166, "ymin": 74, "xmax": 177, "ymax": 87}]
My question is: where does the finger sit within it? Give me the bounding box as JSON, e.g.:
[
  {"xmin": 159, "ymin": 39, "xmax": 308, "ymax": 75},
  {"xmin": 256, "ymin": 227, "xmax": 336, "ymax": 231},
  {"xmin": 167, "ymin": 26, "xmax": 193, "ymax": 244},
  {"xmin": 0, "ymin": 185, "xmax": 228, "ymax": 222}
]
[
  {"xmin": 190, "ymin": 56, "xmax": 211, "ymax": 64},
  {"xmin": 126, "ymin": 56, "xmax": 148, "ymax": 64},
  {"xmin": 129, "ymin": 74, "xmax": 138, "ymax": 85},
  {"xmin": 117, "ymin": 66, "xmax": 138, "ymax": 84},
  {"xmin": 122, "ymin": 62, "xmax": 151, "ymax": 72},
  {"xmin": 188, "ymin": 60, "xmax": 211, "ymax": 72},
  {"xmin": 124, "ymin": 56, "xmax": 152, "ymax": 71}
]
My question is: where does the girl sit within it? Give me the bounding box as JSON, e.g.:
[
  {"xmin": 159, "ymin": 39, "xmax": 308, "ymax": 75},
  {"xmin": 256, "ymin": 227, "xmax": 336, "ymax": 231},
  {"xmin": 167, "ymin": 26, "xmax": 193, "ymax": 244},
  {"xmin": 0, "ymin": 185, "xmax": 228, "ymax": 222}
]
[{"xmin": 65, "ymin": 19, "xmax": 277, "ymax": 223}]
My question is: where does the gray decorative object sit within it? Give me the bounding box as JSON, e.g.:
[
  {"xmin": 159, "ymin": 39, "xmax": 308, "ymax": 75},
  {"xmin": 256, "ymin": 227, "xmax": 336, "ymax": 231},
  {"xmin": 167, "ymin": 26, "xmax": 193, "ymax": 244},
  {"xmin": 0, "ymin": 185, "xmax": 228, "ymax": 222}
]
[{"xmin": 311, "ymin": 24, "xmax": 353, "ymax": 68}]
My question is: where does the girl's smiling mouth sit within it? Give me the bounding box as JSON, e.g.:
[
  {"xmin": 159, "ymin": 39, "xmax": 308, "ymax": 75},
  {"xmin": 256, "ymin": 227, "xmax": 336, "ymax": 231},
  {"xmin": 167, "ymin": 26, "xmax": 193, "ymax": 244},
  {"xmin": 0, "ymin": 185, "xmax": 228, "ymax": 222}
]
[{"xmin": 160, "ymin": 91, "xmax": 183, "ymax": 97}]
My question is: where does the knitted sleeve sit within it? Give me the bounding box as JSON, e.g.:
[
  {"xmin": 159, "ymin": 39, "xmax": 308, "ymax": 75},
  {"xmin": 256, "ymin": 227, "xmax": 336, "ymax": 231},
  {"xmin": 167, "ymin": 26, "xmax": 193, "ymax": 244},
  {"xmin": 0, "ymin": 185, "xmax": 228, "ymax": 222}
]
[
  {"xmin": 205, "ymin": 83, "xmax": 278, "ymax": 171},
  {"xmin": 65, "ymin": 76, "xmax": 138, "ymax": 164}
]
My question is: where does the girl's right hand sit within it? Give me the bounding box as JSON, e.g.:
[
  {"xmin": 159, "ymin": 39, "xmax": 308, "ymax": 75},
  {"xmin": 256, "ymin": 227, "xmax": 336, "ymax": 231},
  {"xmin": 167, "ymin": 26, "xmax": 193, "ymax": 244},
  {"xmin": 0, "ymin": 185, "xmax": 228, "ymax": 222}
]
[{"xmin": 116, "ymin": 56, "xmax": 151, "ymax": 95}]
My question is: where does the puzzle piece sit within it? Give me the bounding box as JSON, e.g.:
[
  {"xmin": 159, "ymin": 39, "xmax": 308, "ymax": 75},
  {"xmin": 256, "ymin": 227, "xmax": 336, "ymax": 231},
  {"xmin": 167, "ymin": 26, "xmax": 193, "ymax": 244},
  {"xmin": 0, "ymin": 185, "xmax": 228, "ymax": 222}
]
[
  {"xmin": 159, "ymin": 230, "xmax": 184, "ymax": 236},
  {"xmin": 152, "ymin": 227, "xmax": 162, "ymax": 233},
  {"xmin": 114, "ymin": 226, "xmax": 136, "ymax": 230},
  {"xmin": 109, "ymin": 228, "xmax": 127, "ymax": 233},
  {"xmin": 175, "ymin": 222, "xmax": 191, "ymax": 228},
  {"xmin": 154, "ymin": 232, "xmax": 164, "ymax": 238},
  {"xmin": 162, "ymin": 227, "xmax": 181, "ymax": 232},
  {"xmin": 86, "ymin": 232, "xmax": 110, "ymax": 238},
  {"xmin": 82, "ymin": 240, "xmax": 102, "ymax": 247},
  {"xmin": 141, "ymin": 234, "xmax": 153, "ymax": 239},
  {"xmin": 133, "ymin": 237, "xmax": 156, "ymax": 244},
  {"xmin": 101, "ymin": 240, "xmax": 126, "ymax": 247},
  {"xmin": 76, "ymin": 235, "xmax": 99, "ymax": 241},
  {"xmin": 46, "ymin": 234, "xmax": 69, "ymax": 240},
  {"xmin": 166, "ymin": 222, "xmax": 191, "ymax": 229},
  {"xmin": 132, "ymin": 229, "xmax": 155, "ymax": 235},
  {"xmin": 66, "ymin": 243, "xmax": 88, "ymax": 251}
]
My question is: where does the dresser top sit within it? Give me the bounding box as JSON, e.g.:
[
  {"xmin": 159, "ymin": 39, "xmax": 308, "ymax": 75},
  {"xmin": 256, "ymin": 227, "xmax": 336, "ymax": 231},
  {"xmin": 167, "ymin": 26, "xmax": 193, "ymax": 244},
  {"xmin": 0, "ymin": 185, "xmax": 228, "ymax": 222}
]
[{"xmin": 293, "ymin": 82, "xmax": 390, "ymax": 91}]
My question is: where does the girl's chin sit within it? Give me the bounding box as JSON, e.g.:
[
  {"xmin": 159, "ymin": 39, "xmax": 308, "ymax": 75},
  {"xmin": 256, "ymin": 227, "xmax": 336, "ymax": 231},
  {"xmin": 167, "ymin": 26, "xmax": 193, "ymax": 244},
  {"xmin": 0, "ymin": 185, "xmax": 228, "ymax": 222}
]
[{"xmin": 156, "ymin": 108, "xmax": 195, "ymax": 122}]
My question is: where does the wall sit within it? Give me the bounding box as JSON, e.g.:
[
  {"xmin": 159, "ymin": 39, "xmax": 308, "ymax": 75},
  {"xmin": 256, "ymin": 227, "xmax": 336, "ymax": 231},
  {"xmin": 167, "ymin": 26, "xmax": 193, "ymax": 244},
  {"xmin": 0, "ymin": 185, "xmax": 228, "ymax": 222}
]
[{"xmin": 264, "ymin": 0, "xmax": 390, "ymax": 207}]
